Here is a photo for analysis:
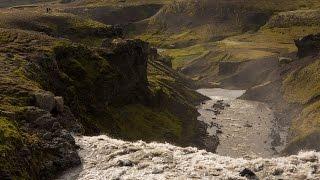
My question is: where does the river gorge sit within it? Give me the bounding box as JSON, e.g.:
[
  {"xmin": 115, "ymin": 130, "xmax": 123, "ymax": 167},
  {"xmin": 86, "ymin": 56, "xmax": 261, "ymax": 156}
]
[{"xmin": 58, "ymin": 89, "xmax": 320, "ymax": 179}]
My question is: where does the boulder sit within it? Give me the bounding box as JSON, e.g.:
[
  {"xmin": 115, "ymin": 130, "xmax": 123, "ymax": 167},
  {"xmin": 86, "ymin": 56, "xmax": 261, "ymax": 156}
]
[
  {"xmin": 272, "ymin": 168, "xmax": 284, "ymax": 176},
  {"xmin": 117, "ymin": 159, "xmax": 133, "ymax": 167},
  {"xmin": 244, "ymin": 123, "xmax": 253, "ymax": 128},
  {"xmin": 240, "ymin": 168, "xmax": 259, "ymax": 179},
  {"xmin": 278, "ymin": 57, "xmax": 293, "ymax": 65},
  {"xmin": 34, "ymin": 91, "xmax": 55, "ymax": 112},
  {"xmin": 54, "ymin": 96, "xmax": 64, "ymax": 113}
]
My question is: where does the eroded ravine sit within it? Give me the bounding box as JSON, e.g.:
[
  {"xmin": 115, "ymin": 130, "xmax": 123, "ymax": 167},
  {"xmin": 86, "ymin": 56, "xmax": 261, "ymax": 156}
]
[{"xmin": 197, "ymin": 88, "xmax": 276, "ymax": 158}]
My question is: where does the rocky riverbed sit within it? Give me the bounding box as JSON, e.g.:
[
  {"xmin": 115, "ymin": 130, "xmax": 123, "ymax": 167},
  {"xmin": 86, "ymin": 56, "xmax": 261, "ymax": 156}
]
[{"xmin": 197, "ymin": 88, "xmax": 279, "ymax": 158}]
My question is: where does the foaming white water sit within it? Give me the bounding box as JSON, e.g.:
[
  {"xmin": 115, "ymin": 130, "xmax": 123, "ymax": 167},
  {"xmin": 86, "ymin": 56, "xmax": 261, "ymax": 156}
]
[{"xmin": 59, "ymin": 135, "xmax": 320, "ymax": 180}]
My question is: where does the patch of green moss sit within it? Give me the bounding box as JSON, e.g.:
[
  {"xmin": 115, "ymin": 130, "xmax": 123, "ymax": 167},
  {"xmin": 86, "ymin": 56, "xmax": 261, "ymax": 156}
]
[
  {"xmin": 136, "ymin": 24, "xmax": 238, "ymax": 49},
  {"xmin": 0, "ymin": 117, "xmax": 30, "ymax": 179},
  {"xmin": 0, "ymin": 117, "xmax": 22, "ymax": 153},
  {"xmin": 147, "ymin": 60, "xmax": 203, "ymax": 104},
  {"xmin": 107, "ymin": 104, "xmax": 182, "ymax": 141},
  {"xmin": 53, "ymin": 41, "xmax": 113, "ymax": 81}
]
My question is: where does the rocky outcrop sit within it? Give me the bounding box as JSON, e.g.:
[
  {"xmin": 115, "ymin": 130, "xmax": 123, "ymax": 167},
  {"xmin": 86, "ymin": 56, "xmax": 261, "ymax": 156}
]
[
  {"xmin": 27, "ymin": 39, "xmax": 152, "ymax": 135},
  {"xmin": 0, "ymin": 95, "xmax": 82, "ymax": 179},
  {"xmin": 0, "ymin": 28, "xmax": 84, "ymax": 179},
  {"xmin": 24, "ymin": 36, "xmax": 214, "ymax": 151},
  {"xmin": 295, "ymin": 33, "xmax": 320, "ymax": 58},
  {"xmin": 18, "ymin": 106, "xmax": 82, "ymax": 178},
  {"xmin": 34, "ymin": 91, "xmax": 65, "ymax": 113},
  {"xmin": 266, "ymin": 9, "xmax": 320, "ymax": 28}
]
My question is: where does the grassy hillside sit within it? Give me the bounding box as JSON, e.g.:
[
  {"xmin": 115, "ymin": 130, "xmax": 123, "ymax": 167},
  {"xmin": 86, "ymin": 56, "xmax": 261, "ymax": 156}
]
[
  {"xmin": 133, "ymin": 0, "xmax": 319, "ymax": 47},
  {"xmin": 282, "ymin": 58, "xmax": 320, "ymax": 153},
  {"xmin": 0, "ymin": 9, "xmax": 122, "ymax": 45},
  {"xmin": 60, "ymin": 0, "xmax": 172, "ymax": 25},
  {"xmin": 120, "ymin": 0, "xmax": 318, "ymax": 76}
]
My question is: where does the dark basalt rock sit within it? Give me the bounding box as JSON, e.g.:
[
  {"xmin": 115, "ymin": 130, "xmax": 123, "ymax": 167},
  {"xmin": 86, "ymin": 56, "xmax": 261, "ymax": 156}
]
[
  {"xmin": 240, "ymin": 168, "xmax": 259, "ymax": 180},
  {"xmin": 117, "ymin": 159, "xmax": 134, "ymax": 167},
  {"xmin": 210, "ymin": 100, "xmax": 230, "ymax": 116},
  {"xmin": 18, "ymin": 105, "xmax": 82, "ymax": 179},
  {"xmin": 295, "ymin": 33, "xmax": 320, "ymax": 58}
]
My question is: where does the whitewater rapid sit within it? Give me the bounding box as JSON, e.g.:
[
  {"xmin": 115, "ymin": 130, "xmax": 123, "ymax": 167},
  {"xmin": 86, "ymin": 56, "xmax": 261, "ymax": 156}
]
[{"xmin": 59, "ymin": 135, "xmax": 320, "ymax": 179}]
